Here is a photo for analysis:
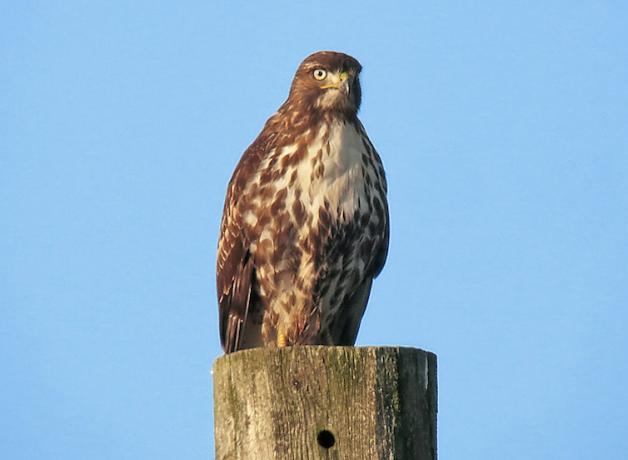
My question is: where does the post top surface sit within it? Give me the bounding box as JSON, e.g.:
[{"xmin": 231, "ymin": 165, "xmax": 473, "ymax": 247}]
[{"xmin": 212, "ymin": 345, "xmax": 436, "ymax": 370}]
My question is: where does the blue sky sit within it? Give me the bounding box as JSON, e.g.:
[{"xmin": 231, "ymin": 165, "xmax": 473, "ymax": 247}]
[{"xmin": 2, "ymin": 1, "xmax": 627, "ymax": 459}]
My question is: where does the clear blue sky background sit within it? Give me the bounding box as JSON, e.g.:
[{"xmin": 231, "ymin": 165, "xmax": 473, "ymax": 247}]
[{"xmin": 2, "ymin": 1, "xmax": 627, "ymax": 459}]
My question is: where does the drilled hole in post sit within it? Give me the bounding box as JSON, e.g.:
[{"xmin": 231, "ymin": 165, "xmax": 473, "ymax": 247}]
[{"xmin": 317, "ymin": 429, "xmax": 335, "ymax": 449}]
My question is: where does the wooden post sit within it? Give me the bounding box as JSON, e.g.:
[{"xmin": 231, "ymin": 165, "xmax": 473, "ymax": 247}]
[{"xmin": 213, "ymin": 346, "xmax": 437, "ymax": 459}]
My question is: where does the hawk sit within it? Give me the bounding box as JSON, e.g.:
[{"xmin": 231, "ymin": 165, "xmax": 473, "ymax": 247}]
[{"xmin": 216, "ymin": 51, "xmax": 389, "ymax": 353}]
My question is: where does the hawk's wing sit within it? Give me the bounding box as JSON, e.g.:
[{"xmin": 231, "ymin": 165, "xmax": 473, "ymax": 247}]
[
  {"xmin": 369, "ymin": 151, "xmax": 390, "ymax": 280},
  {"xmin": 216, "ymin": 137, "xmax": 267, "ymax": 353},
  {"xmin": 216, "ymin": 210, "xmax": 254, "ymax": 353}
]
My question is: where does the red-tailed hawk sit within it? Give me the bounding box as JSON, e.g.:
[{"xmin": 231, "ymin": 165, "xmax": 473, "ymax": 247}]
[{"xmin": 216, "ymin": 51, "xmax": 389, "ymax": 353}]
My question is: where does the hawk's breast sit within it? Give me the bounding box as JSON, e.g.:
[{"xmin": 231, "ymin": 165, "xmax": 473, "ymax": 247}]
[
  {"xmin": 299, "ymin": 121, "xmax": 371, "ymax": 225},
  {"xmin": 241, "ymin": 118, "xmax": 386, "ymax": 340}
]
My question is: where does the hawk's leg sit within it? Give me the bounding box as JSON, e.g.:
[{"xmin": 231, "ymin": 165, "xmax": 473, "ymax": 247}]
[{"xmin": 277, "ymin": 328, "xmax": 288, "ymax": 347}]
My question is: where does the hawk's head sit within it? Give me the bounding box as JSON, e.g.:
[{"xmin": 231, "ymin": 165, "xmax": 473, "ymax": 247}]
[{"xmin": 288, "ymin": 51, "xmax": 362, "ymax": 117}]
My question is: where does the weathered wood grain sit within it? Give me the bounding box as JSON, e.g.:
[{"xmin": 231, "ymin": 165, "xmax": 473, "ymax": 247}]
[{"xmin": 213, "ymin": 346, "xmax": 437, "ymax": 459}]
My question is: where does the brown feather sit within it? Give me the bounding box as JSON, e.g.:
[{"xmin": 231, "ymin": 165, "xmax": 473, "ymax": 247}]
[
  {"xmin": 330, "ymin": 278, "xmax": 373, "ymax": 345},
  {"xmin": 216, "ymin": 51, "xmax": 389, "ymax": 353},
  {"xmin": 216, "ymin": 137, "xmax": 271, "ymax": 352}
]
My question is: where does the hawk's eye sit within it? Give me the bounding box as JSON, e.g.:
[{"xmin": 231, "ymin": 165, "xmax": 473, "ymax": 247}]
[{"xmin": 313, "ymin": 69, "xmax": 327, "ymax": 81}]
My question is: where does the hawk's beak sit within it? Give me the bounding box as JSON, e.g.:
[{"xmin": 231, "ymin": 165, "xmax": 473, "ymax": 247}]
[{"xmin": 321, "ymin": 71, "xmax": 351, "ymax": 94}]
